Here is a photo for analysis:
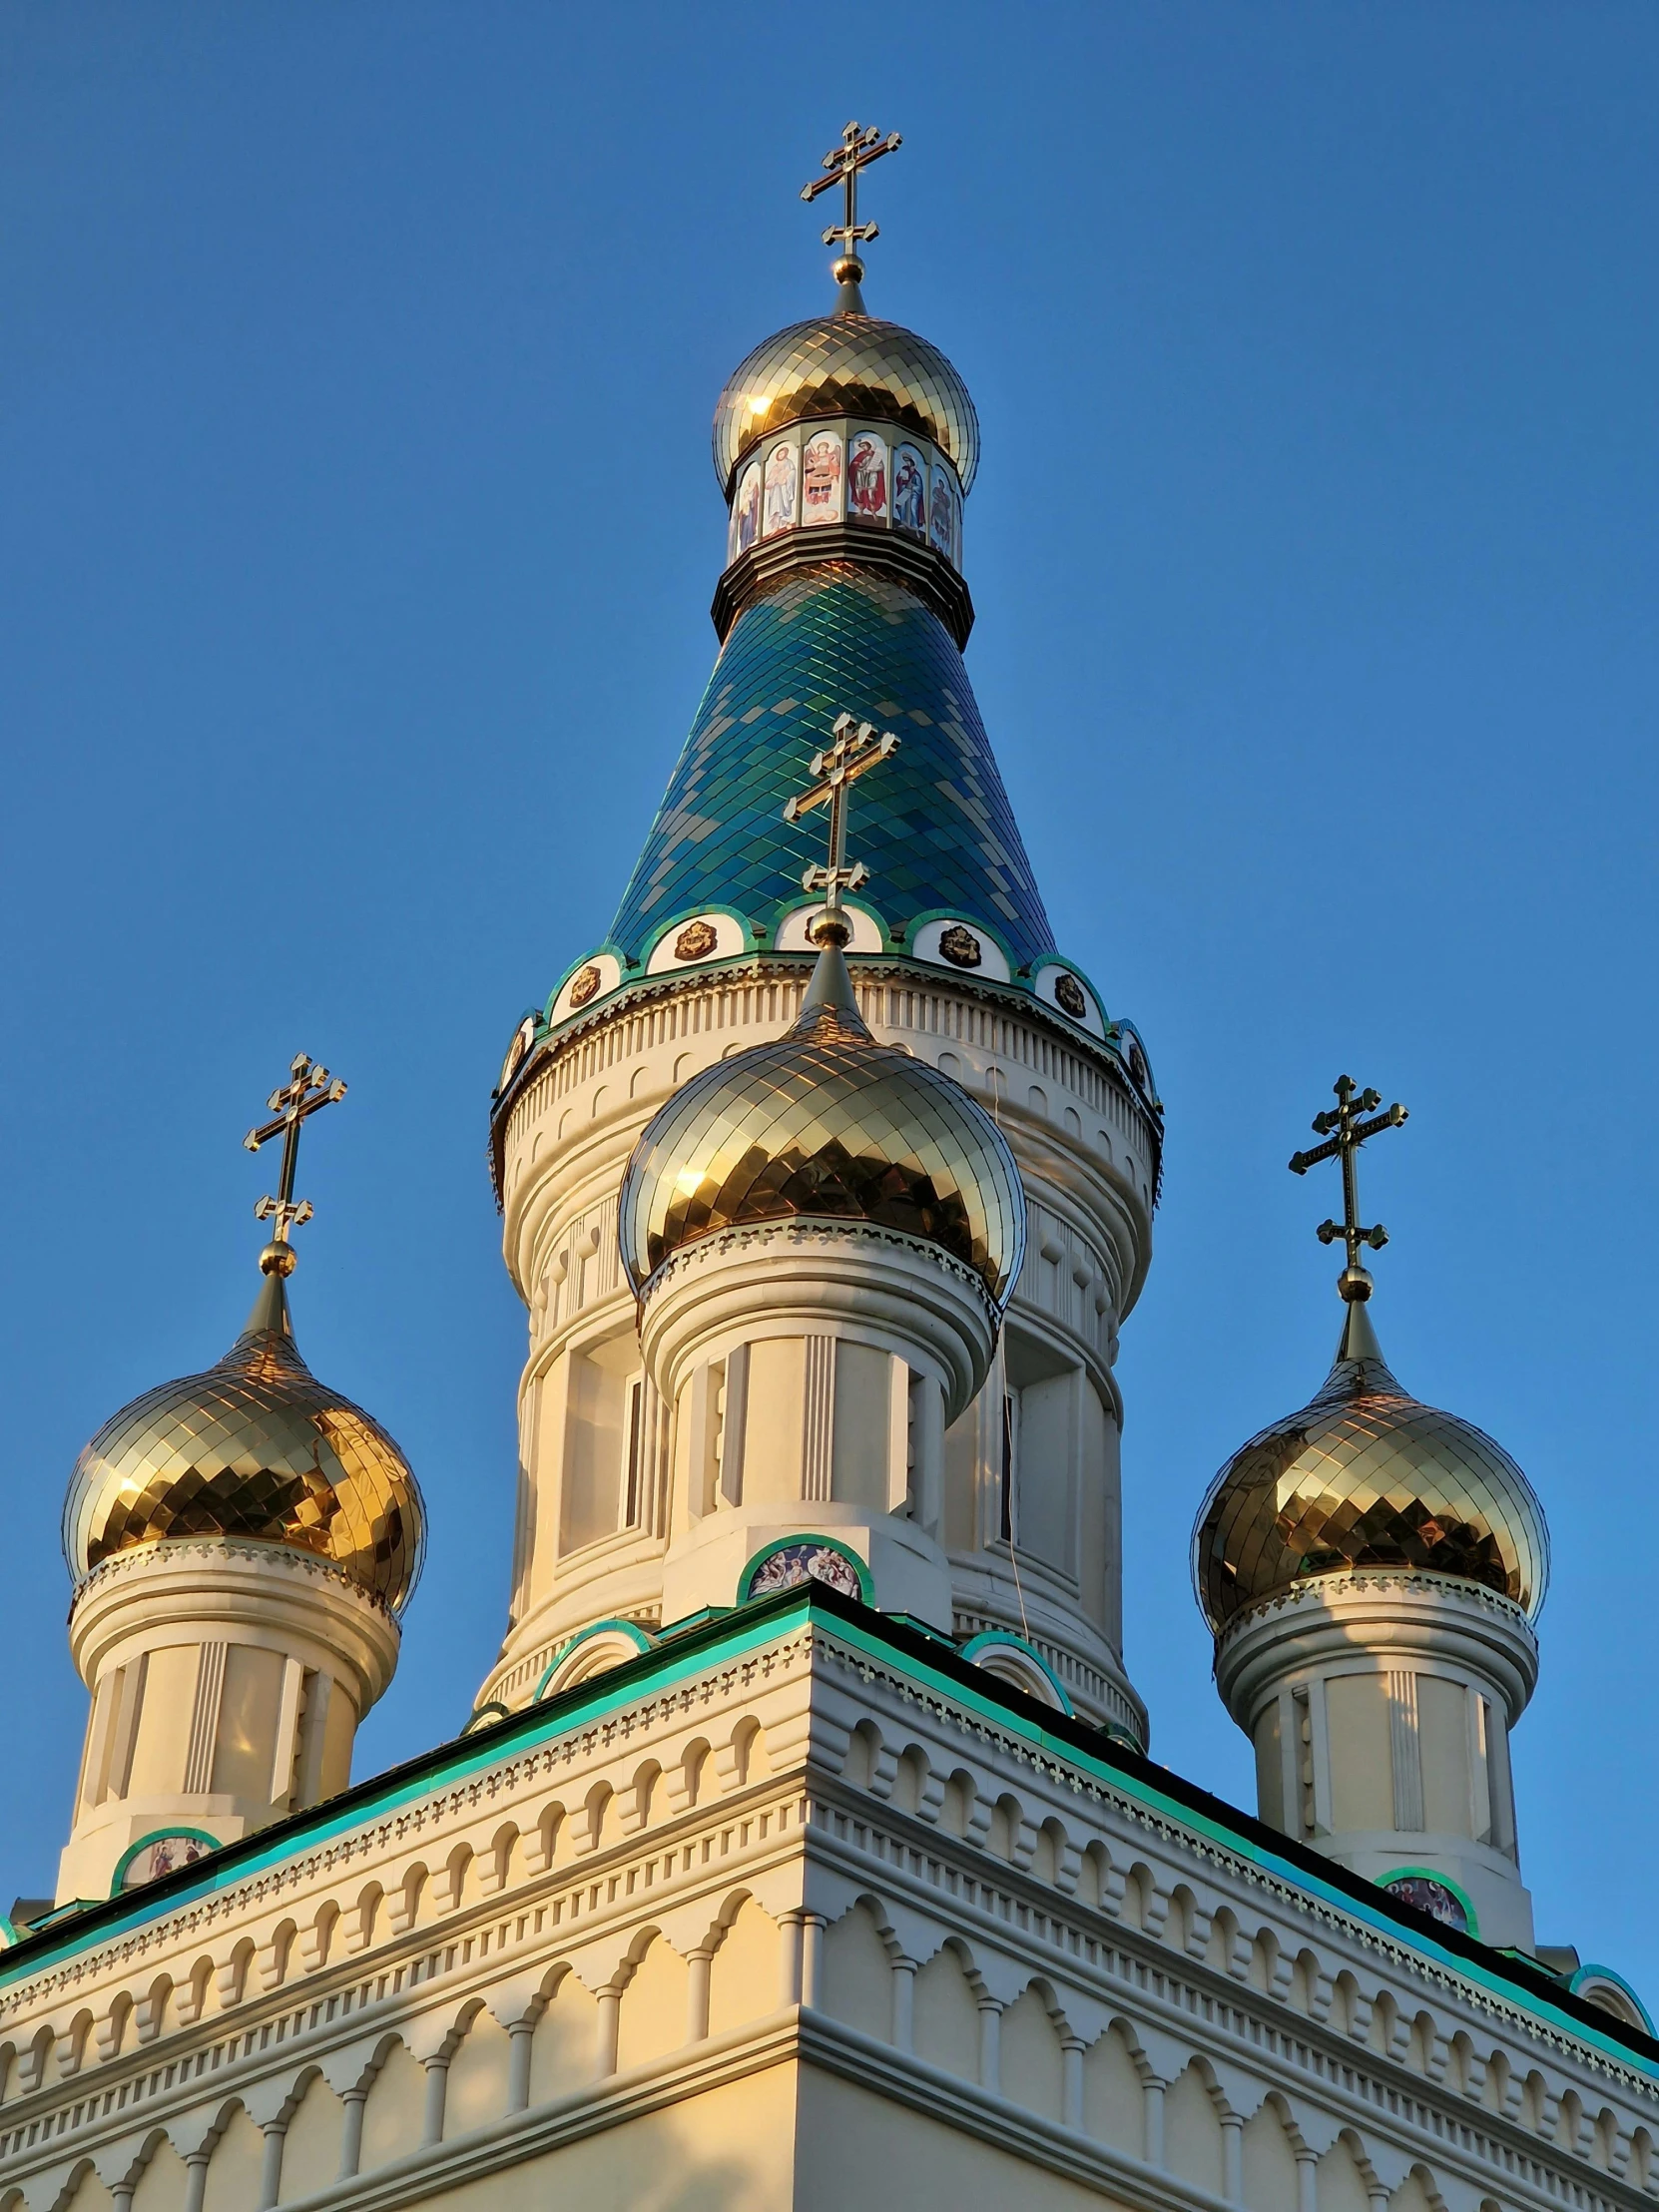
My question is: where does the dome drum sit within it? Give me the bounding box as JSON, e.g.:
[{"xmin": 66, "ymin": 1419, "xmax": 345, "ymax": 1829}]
[
  {"xmin": 635, "ymin": 1214, "xmax": 999, "ymax": 1430},
  {"xmin": 67, "ymin": 1535, "xmax": 403, "ymax": 1727},
  {"xmin": 712, "ymin": 523, "xmax": 974, "ymax": 650},
  {"xmin": 1213, "ymin": 1568, "xmax": 1541, "ymax": 1740}
]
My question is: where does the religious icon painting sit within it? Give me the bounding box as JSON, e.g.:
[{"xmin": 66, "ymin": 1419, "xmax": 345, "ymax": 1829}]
[
  {"xmin": 929, "ymin": 464, "xmax": 958, "ymax": 562},
  {"xmin": 762, "ymin": 440, "xmax": 799, "ymax": 536},
  {"xmin": 801, "ymin": 432, "xmax": 844, "ymax": 526},
  {"xmin": 847, "ymin": 431, "xmax": 888, "ymax": 523},
  {"xmin": 730, "ymin": 460, "xmax": 763, "ymax": 560},
  {"xmin": 892, "ymin": 443, "xmax": 926, "ymax": 536}
]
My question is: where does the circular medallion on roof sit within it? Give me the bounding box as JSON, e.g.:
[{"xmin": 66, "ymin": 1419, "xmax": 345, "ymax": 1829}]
[{"xmin": 713, "ymin": 315, "xmax": 979, "ymax": 498}]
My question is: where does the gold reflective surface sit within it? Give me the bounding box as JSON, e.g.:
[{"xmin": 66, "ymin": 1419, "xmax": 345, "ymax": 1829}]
[
  {"xmin": 1193, "ymin": 1330, "xmax": 1548, "ymax": 1631},
  {"xmin": 620, "ymin": 997, "xmax": 1024, "ymax": 1306},
  {"xmin": 64, "ymin": 1301, "xmax": 424, "ymax": 1611},
  {"xmin": 713, "ymin": 315, "xmax": 980, "ymax": 495}
]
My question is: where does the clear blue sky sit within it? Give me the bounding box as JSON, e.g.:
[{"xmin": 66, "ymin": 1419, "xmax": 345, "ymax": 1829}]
[{"xmin": 4, "ymin": 4, "xmax": 1656, "ymax": 1984}]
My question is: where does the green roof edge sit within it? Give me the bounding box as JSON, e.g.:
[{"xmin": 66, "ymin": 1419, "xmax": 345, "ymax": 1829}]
[{"xmin": 6, "ymin": 1585, "xmax": 1653, "ymax": 2081}]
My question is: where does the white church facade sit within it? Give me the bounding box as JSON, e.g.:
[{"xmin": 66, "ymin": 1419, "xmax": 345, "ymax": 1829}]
[{"xmin": 1, "ymin": 128, "xmax": 1653, "ymax": 2212}]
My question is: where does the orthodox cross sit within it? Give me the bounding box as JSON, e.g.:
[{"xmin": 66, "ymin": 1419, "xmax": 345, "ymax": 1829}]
[
  {"xmin": 783, "ymin": 712, "xmax": 900, "ymax": 945},
  {"xmin": 802, "ymin": 120, "xmax": 902, "ymax": 267},
  {"xmin": 245, "ymin": 1051, "xmax": 347, "ymax": 1250},
  {"xmin": 1289, "ymin": 1074, "xmax": 1408, "ymax": 1296}
]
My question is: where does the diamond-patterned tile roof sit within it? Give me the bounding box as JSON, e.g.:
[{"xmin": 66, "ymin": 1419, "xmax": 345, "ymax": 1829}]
[
  {"xmin": 63, "ymin": 1283, "xmax": 425, "ymax": 1612},
  {"xmin": 606, "ymin": 567, "xmax": 1055, "ymax": 972},
  {"xmin": 1191, "ymin": 1321, "xmax": 1549, "ymax": 1632}
]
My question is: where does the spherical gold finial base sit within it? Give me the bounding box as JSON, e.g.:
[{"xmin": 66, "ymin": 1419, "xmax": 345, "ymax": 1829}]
[
  {"xmin": 260, "ymin": 1240, "xmax": 297, "ymax": 1279},
  {"xmin": 830, "ymin": 255, "xmax": 865, "ymax": 286},
  {"xmin": 1339, "ymin": 1264, "xmax": 1374, "ymax": 1303},
  {"xmin": 808, "ymin": 910, "xmax": 852, "ymax": 950}
]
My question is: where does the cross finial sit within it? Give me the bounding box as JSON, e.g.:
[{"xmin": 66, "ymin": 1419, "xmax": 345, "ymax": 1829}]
[
  {"xmin": 782, "ymin": 712, "xmax": 900, "ymax": 948},
  {"xmin": 802, "ymin": 120, "xmax": 901, "ymax": 296},
  {"xmin": 1289, "ymin": 1075, "xmax": 1409, "ymax": 1303},
  {"xmin": 244, "ymin": 1051, "xmax": 347, "ymax": 1278}
]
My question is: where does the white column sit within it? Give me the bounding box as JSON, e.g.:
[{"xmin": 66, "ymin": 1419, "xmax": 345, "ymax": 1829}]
[
  {"xmin": 257, "ymin": 2121, "xmax": 284, "ymax": 2210},
  {"xmin": 506, "ymin": 2023, "xmax": 534, "ymax": 2114},
  {"xmin": 421, "ymin": 2054, "xmax": 449, "ymax": 2146},
  {"xmin": 1142, "ymin": 2078, "xmax": 1165, "ymax": 2167},
  {"xmin": 778, "ymin": 1912, "xmax": 805, "ymax": 2007},
  {"xmin": 800, "ymin": 1913, "xmax": 827, "ymax": 2008},
  {"xmin": 338, "ymin": 2087, "xmax": 367, "ymax": 2177},
  {"xmin": 183, "ymin": 2150, "xmax": 210, "ymax": 2212},
  {"xmin": 1060, "ymin": 2036, "xmax": 1085, "ymax": 2130},
  {"xmin": 687, "ymin": 1946, "xmax": 715, "ymax": 2040},
  {"xmin": 1295, "ymin": 2147, "xmax": 1318, "ymax": 2212},
  {"xmin": 891, "ymin": 1957, "xmax": 916, "ymax": 2050},
  {"xmin": 977, "ymin": 1999, "xmax": 1001, "ymax": 2095},
  {"xmin": 597, "ymin": 1987, "xmax": 622, "ymax": 2074},
  {"xmin": 1222, "ymin": 2112, "xmax": 1244, "ymax": 2202}
]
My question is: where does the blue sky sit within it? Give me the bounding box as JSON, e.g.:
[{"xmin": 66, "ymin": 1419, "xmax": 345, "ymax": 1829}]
[{"xmin": 4, "ymin": 4, "xmax": 1657, "ymax": 1985}]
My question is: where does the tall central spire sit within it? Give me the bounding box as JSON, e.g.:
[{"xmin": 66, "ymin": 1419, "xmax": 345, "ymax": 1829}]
[{"xmin": 483, "ymin": 135, "xmax": 1162, "ymax": 1754}]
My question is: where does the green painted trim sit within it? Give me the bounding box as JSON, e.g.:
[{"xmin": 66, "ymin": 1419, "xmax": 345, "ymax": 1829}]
[
  {"xmin": 532, "ymin": 1620, "xmax": 657, "ymax": 1701},
  {"xmin": 109, "ymin": 1828, "xmax": 223, "ymax": 1899},
  {"xmin": 1376, "ymin": 1866, "xmax": 1480, "ymax": 1938},
  {"xmin": 738, "ymin": 1535, "xmax": 873, "ymax": 1607},
  {"xmin": 1572, "ymin": 1963, "xmax": 1655, "ymax": 2035},
  {"xmin": 463, "ymin": 1702, "xmax": 511, "ymax": 1735},
  {"xmin": 3, "ymin": 1585, "xmax": 1653, "ymax": 2084},
  {"xmin": 958, "ymin": 1629, "xmax": 1075, "ymax": 1715}
]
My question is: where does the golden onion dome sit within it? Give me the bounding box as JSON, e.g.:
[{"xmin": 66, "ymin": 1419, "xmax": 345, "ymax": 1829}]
[
  {"xmin": 712, "ymin": 311, "xmax": 980, "ymax": 498},
  {"xmin": 619, "ymin": 942, "xmax": 1024, "ymax": 1307},
  {"xmin": 63, "ymin": 1270, "xmax": 424, "ymax": 1612},
  {"xmin": 1192, "ymin": 1300, "xmax": 1548, "ymax": 1634}
]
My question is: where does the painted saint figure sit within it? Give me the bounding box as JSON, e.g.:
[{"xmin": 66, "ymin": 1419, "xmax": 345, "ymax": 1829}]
[
  {"xmin": 892, "ymin": 443, "xmax": 926, "ymax": 536},
  {"xmin": 847, "ymin": 432, "xmax": 888, "ymax": 522},
  {"xmin": 929, "ymin": 464, "xmax": 958, "ymax": 563},
  {"xmin": 730, "ymin": 460, "xmax": 763, "ymax": 560},
  {"xmin": 762, "ymin": 441, "xmax": 799, "ymax": 536},
  {"xmin": 801, "ymin": 432, "xmax": 844, "ymax": 526}
]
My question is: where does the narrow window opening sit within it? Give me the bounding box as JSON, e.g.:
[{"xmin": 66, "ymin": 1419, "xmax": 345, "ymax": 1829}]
[{"xmin": 623, "ymin": 1376, "xmax": 645, "ymax": 1529}]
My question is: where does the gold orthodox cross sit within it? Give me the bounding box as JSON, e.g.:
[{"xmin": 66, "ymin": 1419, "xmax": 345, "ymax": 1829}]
[
  {"xmin": 802, "ymin": 120, "xmax": 902, "ymax": 268},
  {"xmin": 783, "ymin": 712, "xmax": 900, "ymax": 945},
  {"xmin": 245, "ymin": 1051, "xmax": 347, "ymax": 1251},
  {"xmin": 1289, "ymin": 1074, "xmax": 1408, "ymax": 1298}
]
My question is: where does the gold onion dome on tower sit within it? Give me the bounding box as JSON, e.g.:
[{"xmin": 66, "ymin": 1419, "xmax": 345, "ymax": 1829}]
[
  {"xmin": 1193, "ymin": 1073, "xmax": 1550, "ymax": 1635},
  {"xmin": 618, "ymin": 940, "xmax": 1024, "ymax": 1307},
  {"xmin": 1191, "ymin": 1290, "xmax": 1549, "ymax": 1635},
  {"xmin": 712, "ymin": 315, "xmax": 980, "ymax": 498},
  {"xmin": 62, "ymin": 1265, "xmax": 425, "ymax": 1613}
]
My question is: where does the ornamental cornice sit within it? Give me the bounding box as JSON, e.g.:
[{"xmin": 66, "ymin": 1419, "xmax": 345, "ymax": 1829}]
[
  {"xmin": 638, "ymin": 1214, "xmax": 1000, "ymax": 1334},
  {"xmin": 1215, "ymin": 1568, "xmax": 1537, "ymax": 1649},
  {"xmin": 3, "ymin": 1607, "xmax": 1656, "ymax": 2212},
  {"xmin": 803, "ymin": 1623, "xmax": 1656, "ymax": 2101},
  {"xmin": 491, "ymin": 956, "xmax": 1160, "ymax": 1212},
  {"xmin": 0, "ymin": 1625, "xmax": 817, "ymax": 2019}
]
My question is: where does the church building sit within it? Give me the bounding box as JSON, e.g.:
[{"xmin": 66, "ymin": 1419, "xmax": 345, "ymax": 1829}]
[{"xmin": 2, "ymin": 126, "xmax": 1654, "ymax": 2212}]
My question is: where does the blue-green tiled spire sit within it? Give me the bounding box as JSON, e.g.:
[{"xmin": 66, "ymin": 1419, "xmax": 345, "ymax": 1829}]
[{"xmin": 607, "ymin": 565, "xmax": 1055, "ymax": 970}]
